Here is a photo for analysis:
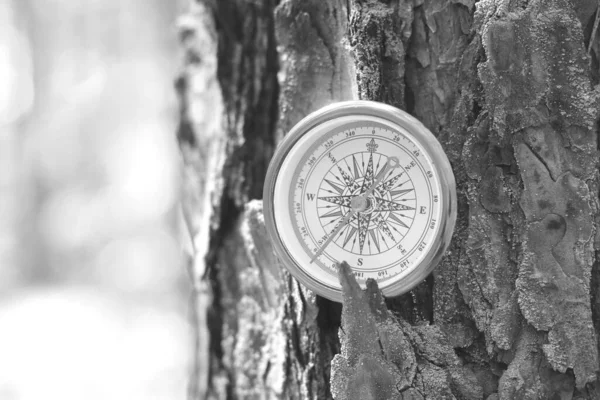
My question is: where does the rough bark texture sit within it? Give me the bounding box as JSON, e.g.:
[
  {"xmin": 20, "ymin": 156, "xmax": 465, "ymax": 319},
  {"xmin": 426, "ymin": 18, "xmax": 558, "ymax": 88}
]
[{"xmin": 178, "ymin": 0, "xmax": 600, "ymax": 399}]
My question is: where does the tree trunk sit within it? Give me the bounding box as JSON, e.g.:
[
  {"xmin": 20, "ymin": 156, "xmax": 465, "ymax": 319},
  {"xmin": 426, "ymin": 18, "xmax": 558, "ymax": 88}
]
[{"xmin": 178, "ymin": 0, "xmax": 600, "ymax": 399}]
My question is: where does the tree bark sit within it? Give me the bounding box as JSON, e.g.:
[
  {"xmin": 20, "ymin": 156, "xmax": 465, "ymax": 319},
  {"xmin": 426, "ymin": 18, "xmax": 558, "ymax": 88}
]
[{"xmin": 178, "ymin": 0, "xmax": 600, "ymax": 399}]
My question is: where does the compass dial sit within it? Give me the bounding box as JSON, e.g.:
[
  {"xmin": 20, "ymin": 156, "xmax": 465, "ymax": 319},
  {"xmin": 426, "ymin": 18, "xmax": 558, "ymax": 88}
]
[{"xmin": 264, "ymin": 101, "xmax": 456, "ymax": 301}]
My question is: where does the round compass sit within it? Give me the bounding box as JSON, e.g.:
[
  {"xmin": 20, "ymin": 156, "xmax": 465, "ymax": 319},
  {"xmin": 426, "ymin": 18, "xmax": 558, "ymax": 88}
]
[{"xmin": 263, "ymin": 101, "xmax": 456, "ymax": 302}]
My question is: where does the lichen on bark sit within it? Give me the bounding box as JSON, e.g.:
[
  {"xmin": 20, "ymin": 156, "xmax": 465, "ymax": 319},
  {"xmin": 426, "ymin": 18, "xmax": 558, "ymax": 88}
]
[
  {"xmin": 349, "ymin": 0, "xmax": 413, "ymax": 109},
  {"xmin": 474, "ymin": 0, "xmax": 600, "ymax": 390}
]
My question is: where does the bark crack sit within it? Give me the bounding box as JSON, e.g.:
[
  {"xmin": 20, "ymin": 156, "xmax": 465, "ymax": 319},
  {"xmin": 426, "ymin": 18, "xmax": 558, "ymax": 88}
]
[{"xmin": 522, "ymin": 141, "xmax": 558, "ymax": 183}]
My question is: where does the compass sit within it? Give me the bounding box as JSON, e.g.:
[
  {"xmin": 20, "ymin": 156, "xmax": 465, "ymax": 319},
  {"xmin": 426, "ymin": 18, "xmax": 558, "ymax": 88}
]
[{"xmin": 263, "ymin": 101, "xmax": 456, "ymax": 302}]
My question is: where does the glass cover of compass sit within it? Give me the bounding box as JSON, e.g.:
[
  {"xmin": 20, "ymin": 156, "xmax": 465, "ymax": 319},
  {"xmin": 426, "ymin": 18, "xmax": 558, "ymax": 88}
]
[{"xmin": 263, "ymin": 101, "xmax": 456, "ymax": 302}]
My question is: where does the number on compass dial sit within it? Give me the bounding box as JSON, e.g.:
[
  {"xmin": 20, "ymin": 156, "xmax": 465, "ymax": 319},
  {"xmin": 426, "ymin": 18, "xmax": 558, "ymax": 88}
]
[{"xmin": 292, "ymin": 125, "xmax": 441, "ymax": 283}]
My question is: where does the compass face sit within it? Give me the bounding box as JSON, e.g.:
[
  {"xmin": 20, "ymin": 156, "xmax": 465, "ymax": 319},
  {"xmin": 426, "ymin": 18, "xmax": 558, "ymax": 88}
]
[{"xmin": 263, "ymin": 101, "xmax": 456, "ymax": 301}]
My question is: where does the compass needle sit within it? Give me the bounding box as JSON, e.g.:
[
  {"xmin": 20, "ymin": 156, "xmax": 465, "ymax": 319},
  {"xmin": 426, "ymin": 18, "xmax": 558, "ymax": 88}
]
[
  {"xmin": 310, "ymin": 210, "xmax": 356, "ymax": 263},
  {"xmin": 263, "ymin": 100, "xmax": 456, "ymax": 301},
  {"xmin": 380, "ymin": 172, "xmax": 404, "ymax": 192},
  {"xmin": 374, "ymin": 165, "xmax": 386, "ymax": 183}
]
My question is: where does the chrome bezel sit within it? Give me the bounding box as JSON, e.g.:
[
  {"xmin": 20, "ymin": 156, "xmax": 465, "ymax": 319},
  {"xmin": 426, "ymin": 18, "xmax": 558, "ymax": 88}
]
[{"xmin": 263, "ymin": 101, "xmax": 456, "ymax": 302}]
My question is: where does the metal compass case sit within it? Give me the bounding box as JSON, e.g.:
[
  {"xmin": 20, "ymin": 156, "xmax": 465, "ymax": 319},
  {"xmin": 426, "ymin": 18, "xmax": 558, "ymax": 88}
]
[{"xmin": 263, "ymin": 101, "xmax": 457, "ymax": 302}]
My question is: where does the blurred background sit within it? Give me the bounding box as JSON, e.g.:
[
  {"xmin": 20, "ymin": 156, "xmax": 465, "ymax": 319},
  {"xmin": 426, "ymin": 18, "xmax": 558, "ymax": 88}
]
[{"xmin": 0, "ymin": 0, "xmax": 192, "ymax": 399}]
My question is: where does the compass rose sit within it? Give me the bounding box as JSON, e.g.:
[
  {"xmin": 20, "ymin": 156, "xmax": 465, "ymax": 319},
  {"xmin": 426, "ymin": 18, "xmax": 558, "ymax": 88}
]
[{"xmin": 317, "ymin": 151, "xmax": 416, "ymax": 255}]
